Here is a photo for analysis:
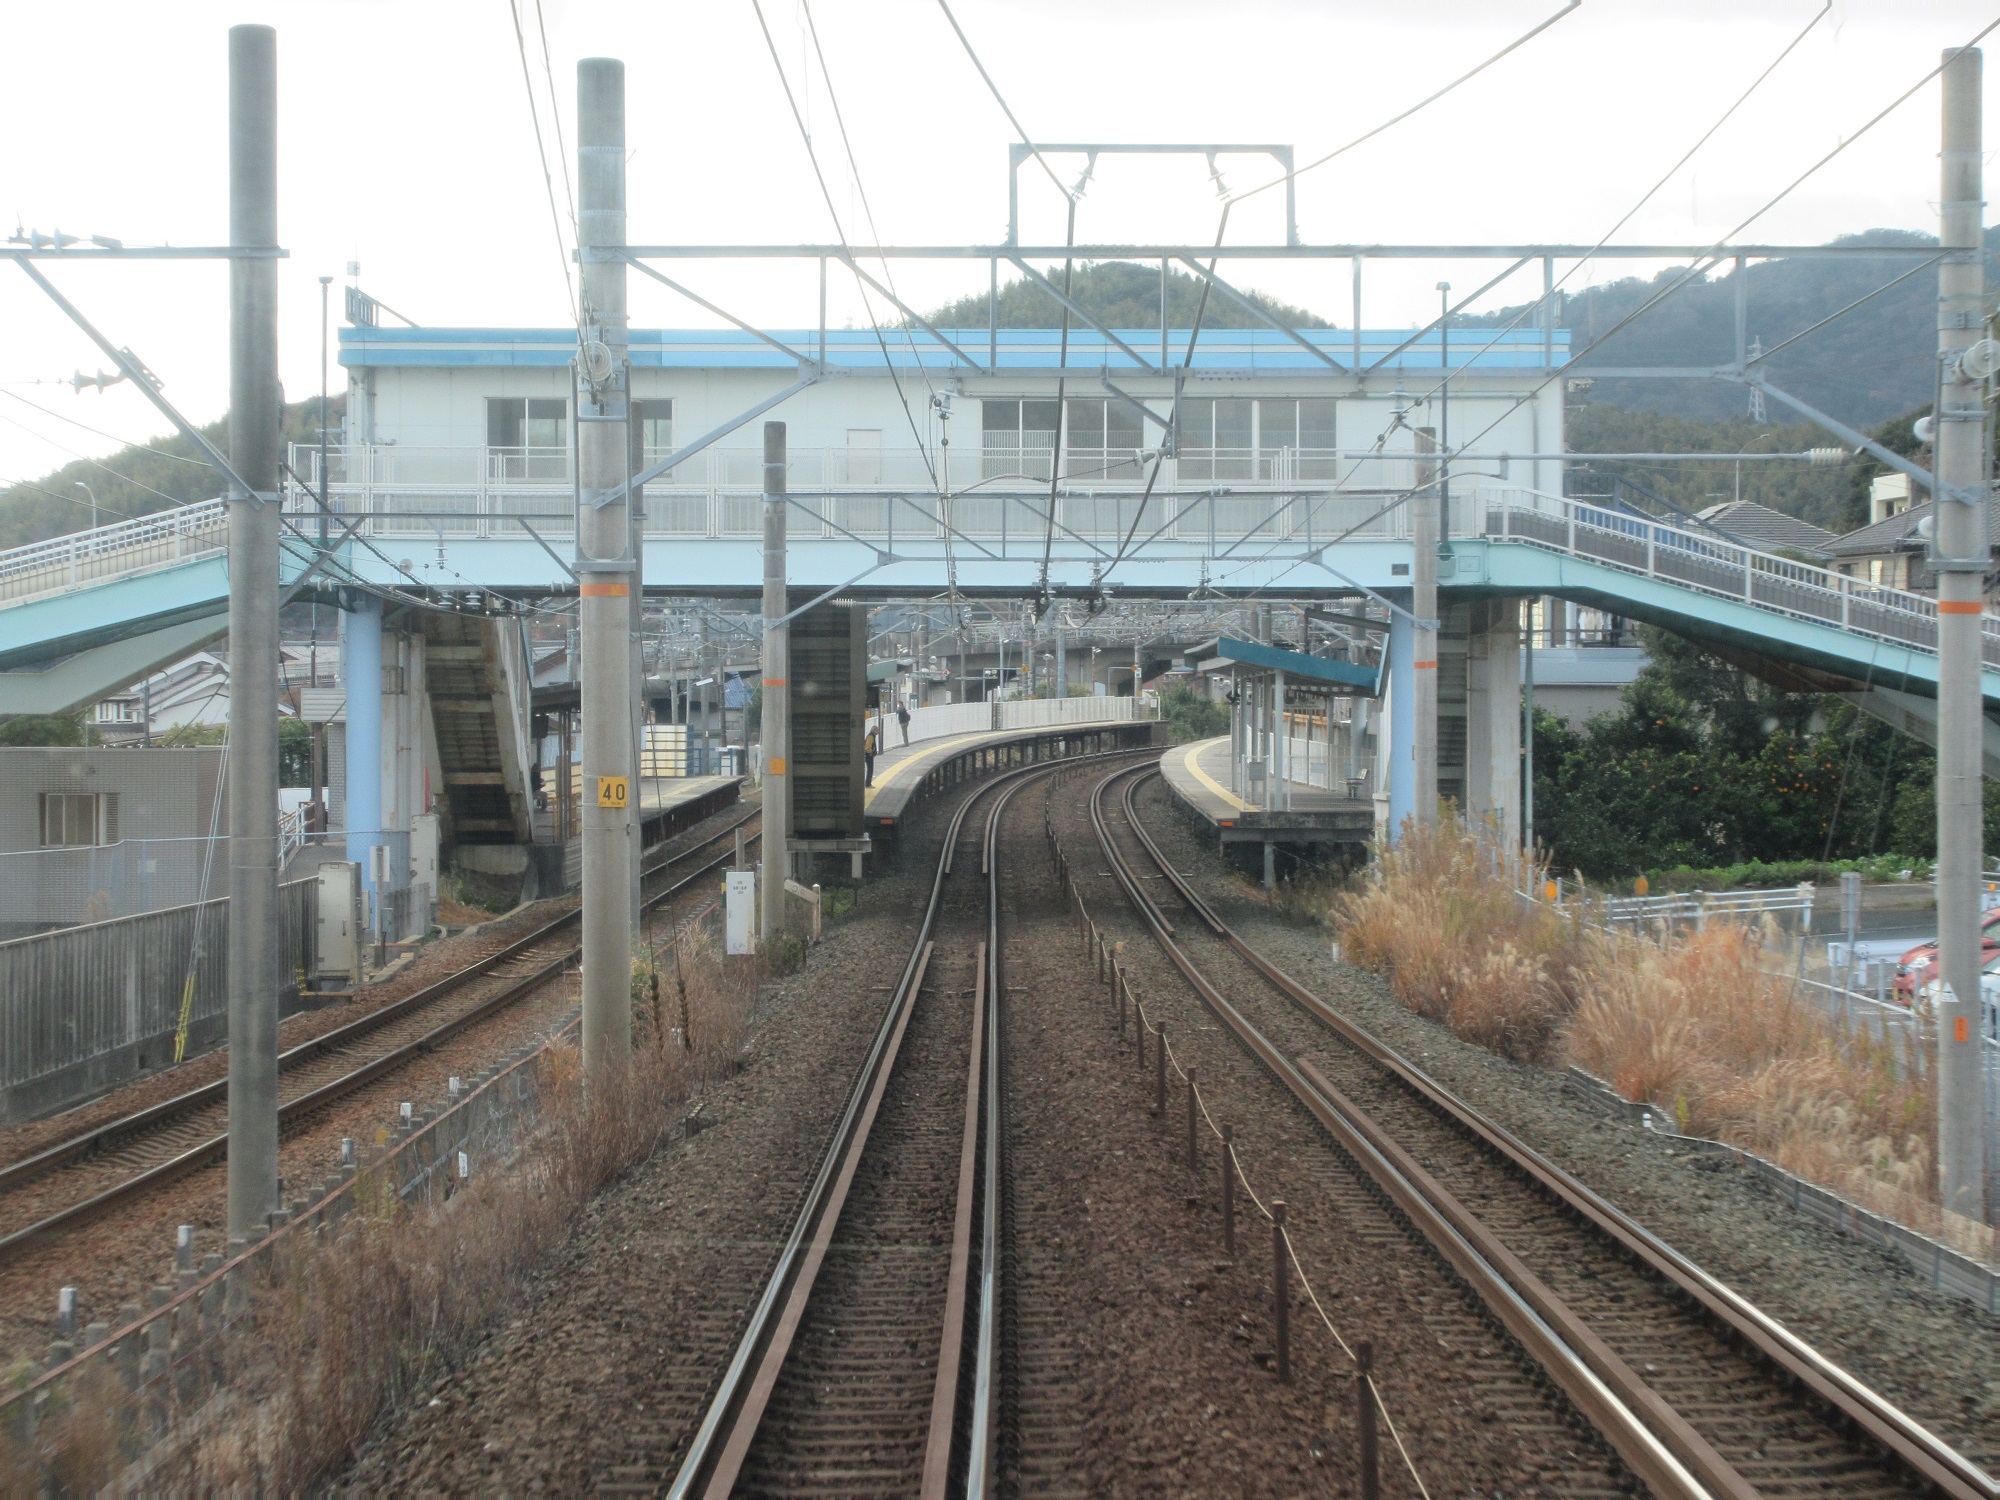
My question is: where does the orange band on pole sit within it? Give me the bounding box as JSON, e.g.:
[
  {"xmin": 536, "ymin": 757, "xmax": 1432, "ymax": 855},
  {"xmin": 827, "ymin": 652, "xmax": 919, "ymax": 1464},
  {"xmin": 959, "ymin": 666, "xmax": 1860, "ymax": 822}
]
[
  {"xmin": 1413, "ymin": 659, "xmax": 1438, "ymax": 669},
  {"xmin": 1937, "ymin": 600, "xmax": 1983, "ymax": 615},
  {"xmin": 579, "ymin": 582, "xmax": 629, "ymax": 598},
  {"xmin": 762, "ymin": 677, "xmax": 786, "ymax": 687}
]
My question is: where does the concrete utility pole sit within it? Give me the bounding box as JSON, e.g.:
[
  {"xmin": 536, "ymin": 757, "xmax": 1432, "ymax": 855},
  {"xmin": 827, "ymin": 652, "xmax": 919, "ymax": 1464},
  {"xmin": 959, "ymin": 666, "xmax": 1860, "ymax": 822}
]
[
  {"xmin": 760, "ymin": 421, "xmax": 790, "ymax": 944},
  {"xmin": 1411, "ymin": 428, "xmax": 1440, "ymax": 825},
  {"xmin": 1933, "ymin": 46, "xmax": 1990, "ymax": 1245},
  {"xmin": 577, "ymin": 58, "xmax": 634, "ymax": 1077},
  {"xmin": 224, "ymin": 23, "xmax": 281, "ymax": 1244}
]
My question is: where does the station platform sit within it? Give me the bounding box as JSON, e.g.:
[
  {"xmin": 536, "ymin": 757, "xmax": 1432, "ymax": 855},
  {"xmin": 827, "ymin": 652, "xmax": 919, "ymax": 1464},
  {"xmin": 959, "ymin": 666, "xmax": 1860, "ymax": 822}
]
[
  {"xmin": 861, "ymin": 720, "xmax": 1160, "ymax": 844},
  {"xmin": 638, "ymin": 773, "xmax": 742, "ymax": 845},
  {"xmin": 546, "ymin": 773, "xmax": 745, "ymax": 890},
  {"xmin": 1158, "ymin": 735, "xmax": 1373, "ymax": 856}
]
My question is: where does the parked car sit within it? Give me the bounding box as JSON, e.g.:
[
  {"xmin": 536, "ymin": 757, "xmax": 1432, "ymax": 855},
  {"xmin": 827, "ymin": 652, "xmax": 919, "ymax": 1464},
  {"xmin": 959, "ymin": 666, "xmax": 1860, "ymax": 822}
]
[{"xmin": 1893, "ymin": 906, "xmax": 2000, "ymax": 999}]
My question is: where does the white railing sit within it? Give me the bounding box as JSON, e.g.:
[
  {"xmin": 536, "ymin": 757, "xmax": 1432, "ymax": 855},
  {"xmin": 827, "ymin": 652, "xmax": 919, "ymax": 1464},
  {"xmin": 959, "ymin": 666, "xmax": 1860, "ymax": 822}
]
[
  {"xmin": 1478, "ymin": 482, "xmax": 2000, "ymax": 669},
  {"xmin": 278, "ymin": 803, "xmax": 310, "ymax": 865},
  {"xmin": 1595, "ymin": 884, "xmax": 1817, "ymax": 931},
  {"xmin": 282, "ymin": 443, "xmax": 1422, "ymax": 548},
  {"xmin": 0, "ymin": 497, "xmax": 227, "ymax": 607},
  {"xmin": 885, "ymin": 694, "xmax": 1140, "ymax": 748}
]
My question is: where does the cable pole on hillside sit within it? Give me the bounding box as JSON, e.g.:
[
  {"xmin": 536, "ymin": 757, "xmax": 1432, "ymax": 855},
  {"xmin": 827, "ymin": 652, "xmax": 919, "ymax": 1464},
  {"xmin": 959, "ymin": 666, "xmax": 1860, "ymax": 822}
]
[{"xmin": 1932, "ymin": 45, "xmax": 1991, "ymax": 1249}]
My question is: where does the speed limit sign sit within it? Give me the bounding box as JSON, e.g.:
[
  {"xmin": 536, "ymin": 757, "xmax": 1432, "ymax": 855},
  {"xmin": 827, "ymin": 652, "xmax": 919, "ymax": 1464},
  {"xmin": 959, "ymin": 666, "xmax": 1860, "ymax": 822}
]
[{"xmin": 596, "ymin": 776, "xmax": 629, "ymax": 809}]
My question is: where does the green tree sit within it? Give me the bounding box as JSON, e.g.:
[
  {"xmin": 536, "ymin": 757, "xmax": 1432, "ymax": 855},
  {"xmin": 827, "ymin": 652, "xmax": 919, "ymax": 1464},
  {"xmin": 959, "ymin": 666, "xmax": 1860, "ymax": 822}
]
[
  {"xmin": 0, "ymin": 713, "xmax": 90, "ymax": 746},
  {"xmin": 279, "ymin": 717, "xmax": 312, "ymax": 787},
  {"xmin": 1159, "ymin": 682, "xmax": 1227, "ymax": 744}
]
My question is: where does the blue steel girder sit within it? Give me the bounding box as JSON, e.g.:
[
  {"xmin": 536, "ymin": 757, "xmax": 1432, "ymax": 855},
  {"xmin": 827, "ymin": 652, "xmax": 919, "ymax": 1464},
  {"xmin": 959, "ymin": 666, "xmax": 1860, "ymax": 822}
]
[{"xmin": 0, "ymin": 546, "xmax": 314, "ymax": 672}]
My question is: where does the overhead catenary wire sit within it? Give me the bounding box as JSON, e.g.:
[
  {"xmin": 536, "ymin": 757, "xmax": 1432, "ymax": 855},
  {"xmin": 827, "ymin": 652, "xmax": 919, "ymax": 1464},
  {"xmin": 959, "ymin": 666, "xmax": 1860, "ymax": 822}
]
[
  {"xmin": 1168, "ymin": 12, "xmax": 2000, "ymax": 614},
  {"xmin": 1434, "ymin": 12, "xmax": 2000, "ymax": 482},
  {"xmin": 506, "ymin": 0, "xmax": 580, "ymax": 329},
  {"xmin": 0, "ymin": 388, "xmax": 215, "ymax": 466},
  {"xmin": 748, "ymin": 0, "xmax": 940, "ymax": 495},
  {"xmin": 1096, "ymin": 2, "xmax": 1586, "ymax": 590}
]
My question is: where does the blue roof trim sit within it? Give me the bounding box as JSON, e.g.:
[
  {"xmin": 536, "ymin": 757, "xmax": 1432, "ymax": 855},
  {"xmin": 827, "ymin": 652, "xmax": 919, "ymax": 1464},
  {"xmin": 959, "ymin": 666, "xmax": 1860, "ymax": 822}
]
[
  {"xmin": 340, "ymin": 325, "xmax": 1568, "ymax": 373},
  {"xmin": 1212, "ymin": 635, "xmax": 1384, "ymax": 695}
]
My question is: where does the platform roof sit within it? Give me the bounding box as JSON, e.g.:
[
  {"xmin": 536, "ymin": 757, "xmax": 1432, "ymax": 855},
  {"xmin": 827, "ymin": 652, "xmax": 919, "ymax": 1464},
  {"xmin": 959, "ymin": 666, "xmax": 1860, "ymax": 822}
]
[{"xmin": 1203, "ymin": 635, "xmax": 1385, "ymax": 696}]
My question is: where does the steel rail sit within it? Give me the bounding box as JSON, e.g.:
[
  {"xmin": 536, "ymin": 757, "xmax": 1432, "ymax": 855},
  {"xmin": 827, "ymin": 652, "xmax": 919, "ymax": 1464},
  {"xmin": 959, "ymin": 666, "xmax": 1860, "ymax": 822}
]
[
  {"xmin": 0, "ymin": 815, "xmax": 760, "ymax": 1261},
  {"xmin": 670, "ymin": 744, "xmax": 1156, "ymax": 1499},
  {"xmin": 1116, "ymin": 767, "xmax": 2000, "ymax": 1500},
  {"xmin": 1088, "ymin": 763, "xmax": 1719, "ymax": 1500},
  {"xmin": 0, "ymin": 807, "xmax": 757, "ymax": 1200}
]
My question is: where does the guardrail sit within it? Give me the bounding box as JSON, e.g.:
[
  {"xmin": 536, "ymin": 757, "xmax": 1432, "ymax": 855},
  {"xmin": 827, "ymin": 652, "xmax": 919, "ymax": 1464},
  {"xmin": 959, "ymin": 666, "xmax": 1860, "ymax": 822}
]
[{"xmin": 1593, "ymin": 883, "xmax": 1818, "ymax": 931}]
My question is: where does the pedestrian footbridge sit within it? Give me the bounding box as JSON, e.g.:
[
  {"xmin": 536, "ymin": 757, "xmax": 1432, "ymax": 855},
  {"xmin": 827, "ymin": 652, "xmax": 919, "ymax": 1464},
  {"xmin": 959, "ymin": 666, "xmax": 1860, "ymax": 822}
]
[{"xmin": 3, "ymin": 480, "xmax": 1996, "ymax": 764}]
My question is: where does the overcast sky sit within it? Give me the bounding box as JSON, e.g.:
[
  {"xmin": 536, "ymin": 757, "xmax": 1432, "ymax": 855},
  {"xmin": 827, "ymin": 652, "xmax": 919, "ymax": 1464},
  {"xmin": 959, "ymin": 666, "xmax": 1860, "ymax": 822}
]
[{"xmin": 2, "ymin": 0, "xmax": 1994, "ymax": 499}]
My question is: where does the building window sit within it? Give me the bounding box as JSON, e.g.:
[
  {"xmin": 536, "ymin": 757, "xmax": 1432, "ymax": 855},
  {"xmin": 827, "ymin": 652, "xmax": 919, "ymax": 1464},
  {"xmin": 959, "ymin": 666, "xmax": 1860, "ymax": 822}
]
[
  {"xmin": 486, "ymin": 397, "xmax": 569, "ymax": 481},
  {"xmin": 634, "ymin": 398, "xmax": 673, "ymax": 459},
  {"xmin": 1061, "ymin": 398, "xmax": 1143, "ymax": 477},
  {"xmin": 1178, "ymin": 397, "xmax": 1338, "ymax": 480},
  {"xmin": 40, "ymin": 792, "xmax": 116, "ymax": 848},
  {"xmin": 980, "ymin": 398, "xmax": 1143, "ymax": 478},
  {"xmin": 981, "ymin": 398, "xmax": 1060, "ymax": 479}
]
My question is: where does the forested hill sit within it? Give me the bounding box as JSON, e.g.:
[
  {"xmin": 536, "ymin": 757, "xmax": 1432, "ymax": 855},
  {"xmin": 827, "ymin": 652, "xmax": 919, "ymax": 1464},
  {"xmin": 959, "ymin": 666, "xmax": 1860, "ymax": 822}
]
[
  {"xmin": 0, "ymin": 397, "xmax": 338, "ymax": 552},
  {"xmin": 932, "ymin": 233, "xmax": 1993, "ymax": 432},
  {"xmin": 1468, "ymin": 228, "xmax": 2000, "ymax": 429},
  {"xmin": 917, "ymin": 259, "xmax": 1330, "ymax": 331}
]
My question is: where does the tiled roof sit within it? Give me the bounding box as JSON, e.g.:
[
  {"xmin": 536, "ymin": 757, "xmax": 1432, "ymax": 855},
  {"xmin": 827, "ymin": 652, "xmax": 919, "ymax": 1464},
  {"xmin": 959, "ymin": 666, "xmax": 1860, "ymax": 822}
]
[
  {"xmin": 1825, "ymin": 497, "xmax": 2000, "ymax": 557},
  {"xmin": 1694, "ymin": 500, "xmax": 1836, "ymax": 557}
]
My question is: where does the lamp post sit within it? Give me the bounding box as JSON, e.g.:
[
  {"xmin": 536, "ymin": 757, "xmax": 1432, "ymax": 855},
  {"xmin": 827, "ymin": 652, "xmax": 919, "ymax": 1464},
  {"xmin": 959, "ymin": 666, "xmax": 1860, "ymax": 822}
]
[{"xmin": 73, "ymin": 479, "xmax": 97, "ymax": 533}]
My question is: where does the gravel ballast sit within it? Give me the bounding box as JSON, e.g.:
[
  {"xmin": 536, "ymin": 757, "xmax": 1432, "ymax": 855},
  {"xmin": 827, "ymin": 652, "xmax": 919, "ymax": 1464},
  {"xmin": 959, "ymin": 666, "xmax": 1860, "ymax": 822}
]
[{"xmin": 1137, "ymin": 774, "xmax": 2000, "ymax": 1475}]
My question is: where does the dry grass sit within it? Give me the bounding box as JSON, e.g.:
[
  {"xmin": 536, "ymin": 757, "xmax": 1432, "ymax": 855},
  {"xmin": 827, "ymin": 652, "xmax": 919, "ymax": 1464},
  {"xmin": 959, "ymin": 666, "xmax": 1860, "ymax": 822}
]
[
  {"xmin": 1332, "ymin": 814, "xmax": 1945, "ymax": 1241},
  {"xmin": 1336, "ymin": 817, "xmax": 1588, "ymax": 1063},
  {"xmin": 1567, "ymin": 922, "xmax": 1938, "ymax": 1235},
  {"xmin": 4, "ymin": 920, "xmax": 753, "ymax": 1494}
]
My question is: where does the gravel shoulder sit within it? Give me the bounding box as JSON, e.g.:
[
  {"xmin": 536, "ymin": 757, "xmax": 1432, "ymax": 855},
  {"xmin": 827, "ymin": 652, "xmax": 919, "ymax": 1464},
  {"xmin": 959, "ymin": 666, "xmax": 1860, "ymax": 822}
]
[
  {"xmin": 1138, "ymin": 775, "xmax": 2000, "ymax": 1473},
  {"xmin": 338, "ymin": 794, "xmax": 951, "ymax": 1490}
]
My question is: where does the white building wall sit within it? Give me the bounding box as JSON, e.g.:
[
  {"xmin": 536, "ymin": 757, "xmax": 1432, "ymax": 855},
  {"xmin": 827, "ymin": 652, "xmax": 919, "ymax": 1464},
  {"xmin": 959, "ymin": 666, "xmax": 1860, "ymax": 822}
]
[{"xmin": 362, "ymin": 364, "xmax": 1556, "ymax": 472}]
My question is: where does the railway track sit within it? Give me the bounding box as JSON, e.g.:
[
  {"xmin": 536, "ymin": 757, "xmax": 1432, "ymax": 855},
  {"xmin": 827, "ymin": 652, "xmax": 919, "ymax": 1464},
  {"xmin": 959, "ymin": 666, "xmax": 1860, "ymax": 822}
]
[
  {"xmin": 669, "ymin": 746, "xmax": 1154, "ymax": 1500},
  {"xmin": 1091, "ymin": 762, "xmax": 1999, "ymax": 1500},
  {"xmin": 0, "ymin": 806, "xmax": 761, "ymax": 1263}
]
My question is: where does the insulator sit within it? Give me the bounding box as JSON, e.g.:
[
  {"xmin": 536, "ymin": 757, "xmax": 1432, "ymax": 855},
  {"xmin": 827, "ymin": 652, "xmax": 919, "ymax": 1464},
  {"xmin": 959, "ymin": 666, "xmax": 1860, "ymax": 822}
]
[{"xmin": 1806, "ymin": 447, "xmax": 1849, "ymax": 467}]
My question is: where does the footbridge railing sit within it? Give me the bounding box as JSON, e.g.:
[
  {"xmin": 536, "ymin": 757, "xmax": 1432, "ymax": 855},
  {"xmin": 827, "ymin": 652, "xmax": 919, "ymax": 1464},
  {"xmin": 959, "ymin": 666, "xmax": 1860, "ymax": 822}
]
[
  {"xmin": 1478, "ymin": 483, "xmax": 2000, "ymax": 669},
  {"xmin": 0, "ymin": 497, "xmax": 227, "ymax": 608}
]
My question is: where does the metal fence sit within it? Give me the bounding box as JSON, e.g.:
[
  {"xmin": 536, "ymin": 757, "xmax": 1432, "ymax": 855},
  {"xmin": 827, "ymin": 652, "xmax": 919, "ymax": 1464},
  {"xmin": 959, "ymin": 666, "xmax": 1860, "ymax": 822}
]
[
  {"xmin": 0, "ymin": 877, "xmax": 315, "ymax": 1121},
  {"xmin": 0, "ymin": 838, "xmax": 231, "ymax": 936}
]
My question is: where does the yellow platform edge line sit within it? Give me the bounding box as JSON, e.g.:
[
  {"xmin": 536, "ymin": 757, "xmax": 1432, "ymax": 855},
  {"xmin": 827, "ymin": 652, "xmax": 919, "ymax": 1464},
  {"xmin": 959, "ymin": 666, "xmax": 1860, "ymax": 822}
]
[
  {"xmin": 1177, "ymin": 738, "xmax": 1250, "ymax": 813},
  {"xmin": 862, "ymin": 731, "xmax": 996, "ymax": 810}
]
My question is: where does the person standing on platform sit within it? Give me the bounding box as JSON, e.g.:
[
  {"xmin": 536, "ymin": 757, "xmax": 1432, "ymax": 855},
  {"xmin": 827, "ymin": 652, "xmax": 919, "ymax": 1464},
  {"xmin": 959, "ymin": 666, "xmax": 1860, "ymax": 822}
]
[
  {"xmin": 864, "ymin": 720, "xmax": 879, "ymax": 787},
  {"xmin": 896, "ymin": 699, "xmax": 911, "ymax": 746}
]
